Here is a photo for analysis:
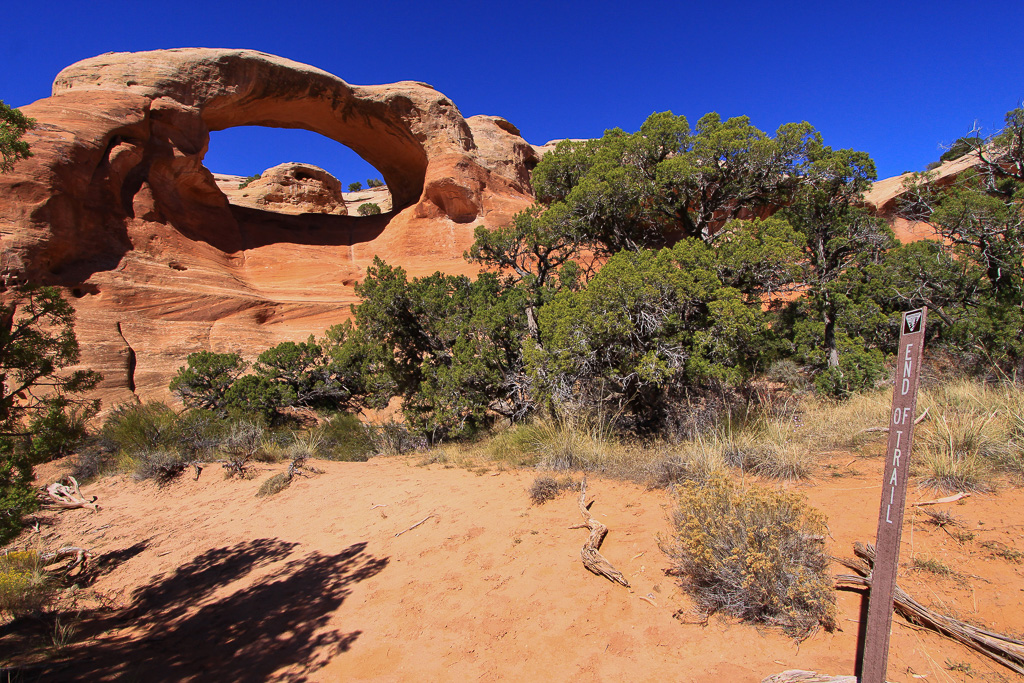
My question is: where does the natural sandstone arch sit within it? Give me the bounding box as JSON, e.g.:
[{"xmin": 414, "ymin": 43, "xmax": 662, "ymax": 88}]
[
  {"xmin": 0, "ymin": 48, "xmax": 541, "ymax": 407},
  {"xmin": 51, "ymin": 48, "xmax": 455, "ymax": 211}
]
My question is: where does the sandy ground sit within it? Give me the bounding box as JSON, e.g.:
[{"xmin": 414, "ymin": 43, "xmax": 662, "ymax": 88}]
[{"xmin": 3, "ymin": 451, "xmax": 1023, "ymax": 682}]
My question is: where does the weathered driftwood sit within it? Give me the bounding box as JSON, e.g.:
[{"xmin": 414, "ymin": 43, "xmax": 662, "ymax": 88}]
[
  {"xmin": 835, "ymin": 542, "xmax": 1024, "ymax": 675},
  {"xmin": 571, "ymin": 477, "xmax": 629, "ymax": 587},
  {"xmin": 761, "ymin": 671, "xmax": 856, "ymax": 683},
  {"xmin": 43, "ymin": 476, "xmax": 99, "ymax": 513},
  {"xmin": 39, "ymin": 546, "xmax": 92, "ymax": 571},
  {"xmin": 913, "ymin": 491, "xmax": 970, "ymax": 506}
]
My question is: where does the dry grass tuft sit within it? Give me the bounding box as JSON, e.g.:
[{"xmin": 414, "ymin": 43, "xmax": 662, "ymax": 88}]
[
  {"xmin": 912, "ymin": 555, "xmax": 953, "ymax": 576},
  {"xmin": 256, "ymin": 472, "xmax": 292, "ymax": 498},
  {"xmin": 664, "ymin": 475, "xmax": 835, "ymax": 638},
  {"xmin": 528, "ymin": 475, "xmax": 578, "ymax": 505}
]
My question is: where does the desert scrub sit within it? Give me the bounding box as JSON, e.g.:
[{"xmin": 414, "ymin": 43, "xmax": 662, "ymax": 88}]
[
  {"xmin": 256, "ymin": 472, "xmax": 292, "ymax": 498},
  {"xmin": 319, "ymin": 414, "xmax": 375, "ymax": 461},
  {"xmin": 485, "ymin": 417, "xmax": 627, "ymax": 473},
  {"xmin": 357, "ymin": 202, "xmax": 381, "ymax": 216},
  {"xmin": 528, "ymin": 475, "xmax": 577, "ymax": 505},
  {"xmin": 912, "ymin": 555, "xmax": 953, "ymax": 576},
  {"xmin": 0, "ymin": 550, "xmax": 52, "ymax": 616},
  {"xmin": 238, "ymin": 173, "xmax": 260, "ymax": 189},
  {"xmin": 650, "ymin": 436, "xmax": 730, "ymax": 487},
  {"xmin": 100, "ymin": 402, "xmax": 180, "ymax": 454},
  {"xmin": 131, "ymin": 449, "xmax": 193, "ymax": 482},
  {"xmin": 665, "ymin": 475, "xmax": 835, "ymax": 638},
  {"xmin": 915, "ymin": 379, "xmax": 1024, "ymax": 486}
]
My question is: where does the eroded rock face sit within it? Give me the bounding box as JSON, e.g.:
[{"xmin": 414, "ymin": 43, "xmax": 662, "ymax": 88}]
[
  {"xmin": 226, "ymin": 163, "xmax": 348, "ymax": 215},
  {"xmin": 0, "ymin": 49, "xmax": 539, "ymax": 408}
]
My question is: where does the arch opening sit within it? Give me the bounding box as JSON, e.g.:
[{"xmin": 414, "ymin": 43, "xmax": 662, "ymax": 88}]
[{"xmin": 205, "ymin": 127, "xmax": 393, "ymax": 217}]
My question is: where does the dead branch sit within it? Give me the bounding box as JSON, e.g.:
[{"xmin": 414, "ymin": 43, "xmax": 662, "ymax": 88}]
[
  {"xmin": 43, "ymin": 475, "xmax": 99, "ymax": 513},
  {"xmin": 859, "ymin": 408, "xmax": 930, "ymax": 434},
  {"xmin": 761, "ymin": 672, "xmax": 856, "ymax": 683},
  {"xmin": 39, "ymin": 546, "xmax": 92, "ymax": 572},
  {"xmin": 913, "ymin": 492, "xmax": 970, "ymax": 506},
  {"xmin": 395, "ymin": 514, "xmax": 435, "ymax": 537},
  {"xmin": 575, "ymin": 477, "xmax": 629, "ymax": 587},
  {"xmin": 835, "ymin": 542, "xmax": 1024, "ymax": 675}
]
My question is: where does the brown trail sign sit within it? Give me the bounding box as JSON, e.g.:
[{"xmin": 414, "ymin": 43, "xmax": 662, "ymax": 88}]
[{"xmin": 860, "ymin": 307, "xmax": 927, "ymax": 683}]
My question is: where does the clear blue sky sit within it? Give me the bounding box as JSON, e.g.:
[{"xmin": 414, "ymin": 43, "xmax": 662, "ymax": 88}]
[{"xmin": 3, "ymin": 0, "xmax": 1023, "ymax": 184}]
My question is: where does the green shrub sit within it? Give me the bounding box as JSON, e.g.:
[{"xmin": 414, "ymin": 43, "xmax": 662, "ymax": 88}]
[
  {"xmin": 224, "ymin": 374, "xmax": 291, "ymax": 423},
  {"xmin": 765, "ymin": 360, "xmax": 808, "ymax": 390},
  {"xmin": 25, "ymin": 397, "xmax": 97, "ymax": 462},
  {"xmin": 238, "ymin": 174, "xmax": 260, "ymax": 189},
  {"xmin": 348, "ymin": 181, "xmax": 363, "ymax": 192},
  {"xmin": 367, "ymin": 178, "xmax": 384, "ymax": 188},
  {"xmin": 0, "ymin": 550, "xmax": 52, "ymax": 616},
  {"xmin": 1, "ymin": 438, "xmax": 38, "ymax": 543},
  {"xmin": 357, "ymin": 202, "xmax": 381, "ymax": 216},
  {"xmin": 364, "ymin": 420, "xmax": 424, "ymax": 456},
  {"xmin": 812, "ymin": 344, "xmax": 886, "ymax": 399},
  {"xmin": 100, "ymin": 402, "xmax": 179, "ymax": 453},
  {"xmin": 169, "ymin": 351, "xmax": 247, "ymax": 413},
  {"xmin": 319, "ymin": 414, "xmax": 374, "ymax": 461},
  {"xmin": 665, "ymin": 475, "xmax": 835, "ymax": 638}
]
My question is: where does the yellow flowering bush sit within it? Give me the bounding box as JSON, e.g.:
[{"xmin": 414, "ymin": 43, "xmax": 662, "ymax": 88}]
[
  {"xmin": 666, "ymin": 475, "xmax": 835, "ymax": 637},
  {"xmin": 0, "ymin": 550, "xmax": 52, "ymax": 616}
]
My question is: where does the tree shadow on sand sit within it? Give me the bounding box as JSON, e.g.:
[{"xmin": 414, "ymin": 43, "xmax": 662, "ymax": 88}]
[{"xmin": 26, "ymin": 538, "xmax": 389, "ymax": 682}]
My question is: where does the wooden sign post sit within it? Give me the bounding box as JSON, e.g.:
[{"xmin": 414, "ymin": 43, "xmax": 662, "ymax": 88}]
[{"xmin": 861, "ymin": 307, "xmax": 927, "ymax": 683}]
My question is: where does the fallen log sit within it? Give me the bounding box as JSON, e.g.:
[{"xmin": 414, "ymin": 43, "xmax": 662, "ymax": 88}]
[
  {"xmin": 835, "ymin": 542, "xmax": 1024, "ymax": 675},
  {"xmin": 572, "ymin": 477, "xmax": 629, "ymax": 587}
]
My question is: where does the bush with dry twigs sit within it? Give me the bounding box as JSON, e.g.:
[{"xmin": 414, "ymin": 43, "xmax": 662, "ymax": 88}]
[
  {"xmin": 664, "ymin": 475, "xmax": 835, "ymax": 638},
  {"xmin": 527, "ymin": 474, "xmax": 577, "ymax": 505}
]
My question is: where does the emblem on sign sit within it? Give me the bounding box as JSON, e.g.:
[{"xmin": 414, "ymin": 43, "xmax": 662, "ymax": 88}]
[{"xmin": 903, "ymin": 310, "xmax": 923, "ymax": 334}]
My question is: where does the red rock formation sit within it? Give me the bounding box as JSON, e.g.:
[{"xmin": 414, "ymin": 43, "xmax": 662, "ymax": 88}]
[{"xmin": 0, "ymin": 49, "xmax": 538, "ymax": 409}]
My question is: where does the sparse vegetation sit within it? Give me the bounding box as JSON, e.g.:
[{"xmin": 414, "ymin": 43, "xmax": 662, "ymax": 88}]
[
  {"xmin": 0, "ymin": 550, "xmax": 51, "ymax": 616},
  {"xmin": 131, "ymin": 448, "xmax": 193, "ymax": 483},
  {"xmin": 348, "ymin": 181, "xmax": 363, "ymax": 192},
  {"xmin": 238, "ymin": 173, "xmax": 261, "ymax": 189},
  {"xmin": 980, "ymin": 540, "xmax": 1023, "ymax": 563},
  {"xmin": 528, "ymin": 474, "xmax": 576, "ymax": 504},
  {"xmin": 665, "ymin": 475, "xmax": 835, "ymax": 638},
  {"xmin": 357, "ymin": 202, "xmax": 381, "ymax": 216},
  {"xmin": 912, "ymin": 555, "xmax": 954, "ymax": 576},
  {"xmin": 367, "ymin": 178, "xmax": 384, "ymax": 188},
  {"xmin": 221, "ymin": 420, "xmax": 265, "ymax": 478},
  {"xmin": 256, "ymin": 471, "xmax": 292, "ymax": 497}
]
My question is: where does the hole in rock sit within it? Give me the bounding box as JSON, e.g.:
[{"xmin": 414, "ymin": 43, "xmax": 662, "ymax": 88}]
[{"xmin": 204, "ymin": 127, "xmax": 393, "ymax": 217}]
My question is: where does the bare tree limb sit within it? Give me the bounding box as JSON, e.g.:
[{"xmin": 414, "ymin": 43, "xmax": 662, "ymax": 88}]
[{"xmin": 575, "ymin": 477, "xmax": 629, "ymax": 587}]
